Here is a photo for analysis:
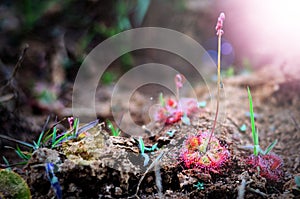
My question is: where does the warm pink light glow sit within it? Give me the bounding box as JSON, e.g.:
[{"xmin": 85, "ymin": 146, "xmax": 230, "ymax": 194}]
[{"xmin": 220, "ymin": 0, "xmax": 300, "ymax": 71}]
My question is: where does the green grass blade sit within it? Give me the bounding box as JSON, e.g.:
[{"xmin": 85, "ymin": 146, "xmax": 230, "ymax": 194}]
[
  {"xmin": 159, "ymin": 92, "xmax": 165, "ymax": 107},
  {"xmin": 43, "ymin": 118, "xmax": 66, "ymax": 144},
  {"xmin": 114, "ymin": 128, "xmax": 120, "ymax": 136},
  {"xmin": 36, "ymin": 115, "xmax": 50, "ymax": 147},
  {"xmin": 138, "ymin": 137, "xmax": 145, "ymax": 154},
  {"xmin": 0, "ymin": 134, "xmax": 35, "ymax": 149},
  {"xmin": 44, "ymin": 127, "xmax": 59, "ymax": 145},
  {"xmin": 51, "ymin": 126, "xmax": 57, "ymax": 148},
  {"xmin": 263, "ymin": 139, "xmax": 278, "ymax": 155},
  {"xmin": 2, "ymin": 156, "xmax": 11, "ymax": 170},
  {"xmin": 73, "ymin": 118, "xmax": 79, "ymax": 137},
  {"xmin": 52, "ymin": 132, "xmax": 71, "ymax": 148},
  {"xmin": 32, "ymin": 141, "xmax": 39, "ymax": 150},
  {"xmin": 107, "ymin": 120, "xmax": 120, "ymax": 136},
  {"xmin": 247, "ymin": 86, "xmax": 259, "ymax": 155},
  {"xmin": 15, "ymin": 146, "xmax": 31, "ymax": 160}
]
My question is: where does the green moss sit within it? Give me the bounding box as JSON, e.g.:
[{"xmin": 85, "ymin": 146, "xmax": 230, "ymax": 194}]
[{"xmin": 0, "ymin": 169, "xmax": 31, "ymax": 199}]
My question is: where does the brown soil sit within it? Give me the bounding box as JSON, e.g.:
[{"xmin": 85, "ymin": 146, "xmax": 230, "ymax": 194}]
[{"xmin": 10, "ymin": 67, "xmax": 299, "ymax": 199}]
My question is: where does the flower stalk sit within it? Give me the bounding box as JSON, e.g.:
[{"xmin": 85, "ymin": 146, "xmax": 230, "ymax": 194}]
[{"xmin": 205, "ymin": 12, "xmax": 225, "ymax": 152}]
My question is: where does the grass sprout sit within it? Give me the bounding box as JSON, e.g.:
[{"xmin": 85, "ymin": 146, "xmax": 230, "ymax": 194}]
[
  {"xmin": 0, "ymin": 117, "xmax": 98, "ymax": 162},
  {"xmin": 247, "ymin": 87, "xmax": 259, "ymax": 156},
  {"xmin": 107, "ymin": 120, "xmax": 120, "ymax": 136},
  {"xmin": 159, "ymin": 92, "xmax": 165, "ymax": 107},
  {"xmin": 138, "ymin": 137, "xmax": 149, "ymax": 166},
  {"xmin": 246, "ymin": 87, "xmax": 283, "ymax": 181},
  {"xmin": 247, "ymin": 87, "xmax": 277, "ymax": 156}
]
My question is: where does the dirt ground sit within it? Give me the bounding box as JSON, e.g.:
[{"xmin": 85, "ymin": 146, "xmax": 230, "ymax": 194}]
[{"xmin": 1, "ymin": 66, "xmax": 298, "ymax": 199}]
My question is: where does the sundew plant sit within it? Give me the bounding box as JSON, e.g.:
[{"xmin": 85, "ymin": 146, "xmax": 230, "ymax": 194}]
[
  {"xmin": 205, "ymin": 12, "xmax": 225, "ymax": 152},
  {"xmin": 154, "ymin": 74, "xmax": 200, "ymax": 125},
  {"xmin": 246, "ymin": 87, "xmax": 283, "ymax": 181},
  {"xmin": 179, "ymin": 13, "xmax": 230, "ymax": 172}
]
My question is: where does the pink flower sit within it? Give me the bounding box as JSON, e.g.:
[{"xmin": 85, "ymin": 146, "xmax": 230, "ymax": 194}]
[
  {"xmin": 216, "ymin": 12, "xmax": 225, "ymax": 36},
  {"xmin": 68, "ymin": 117, "xmax": 74, "ymax": 129},
  {"xmin": 175, "ymin": 74, "xmax": 185, "ymax": 89}
]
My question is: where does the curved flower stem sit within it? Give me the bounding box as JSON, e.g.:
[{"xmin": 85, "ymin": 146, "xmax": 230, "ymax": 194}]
[
  {"xmin": 205, "ymin": 12, "xmax": 224, "ymax": 152},
  {"xmin": 205, "ymin": 34, "xmax": 221, "ymax": 152}
]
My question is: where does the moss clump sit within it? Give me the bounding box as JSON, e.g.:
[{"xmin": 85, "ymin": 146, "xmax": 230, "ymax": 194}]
[{"xmin": 0, "ymin": 169, "xmax": 31, "ymax": 199}]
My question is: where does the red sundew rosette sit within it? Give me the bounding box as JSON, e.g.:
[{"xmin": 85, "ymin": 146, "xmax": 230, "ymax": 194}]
[
  {"xmin": 247, "ymin": 153, "xmax": 283, "ymax": 181},
  {"xmin": 180, "ymin": 132, "xmax": 230, "ymax": 171},
  {"xmin": 154, "ymin": 98, "xmax": 200, "ymax": 125},
  {"xmin": 180, "ymin": 149, "xmax": 198, "ymax": 168},
  {"xmin": 165, "ymin": 111, "xmax": 183, "ymax": 124},
  {"xmin": 154, "ymin": 98, "xmax": 181, "ymax": 124}
]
